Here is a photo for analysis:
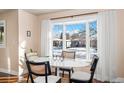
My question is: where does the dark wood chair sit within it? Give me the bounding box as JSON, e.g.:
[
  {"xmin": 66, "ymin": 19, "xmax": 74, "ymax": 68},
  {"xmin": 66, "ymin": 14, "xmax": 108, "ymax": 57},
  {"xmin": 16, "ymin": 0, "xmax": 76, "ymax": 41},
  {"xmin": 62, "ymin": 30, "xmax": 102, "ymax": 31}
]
[
  {"xmin": 25, "ymin": 52, "xmax": 38, "ymax": 83},
  {"xmin": 55, "ymin": 51, "xmax": 76, "ymax": 79},
  {"xmin": 25, "ymin": 53, "xmax": 61, "ymax": 83},
  {"xmin": 70, "ymin": 55, "xmax": 99, "ymax": 83}
]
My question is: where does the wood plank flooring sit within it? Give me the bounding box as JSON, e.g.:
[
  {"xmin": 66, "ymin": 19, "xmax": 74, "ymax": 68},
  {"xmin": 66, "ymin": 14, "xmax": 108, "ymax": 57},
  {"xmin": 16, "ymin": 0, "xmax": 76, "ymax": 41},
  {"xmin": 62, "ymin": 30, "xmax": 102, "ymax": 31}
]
[
  {"xmin": 0, "ymin": 66, "xmax": 103, "ymax": 83},
  {"xmin": 0, "ymin": 73, "xmax": 102, "ymax": 83},
  {"xmin": 0, "ymin": 72, "xmax": 18, "ymax": 83}
]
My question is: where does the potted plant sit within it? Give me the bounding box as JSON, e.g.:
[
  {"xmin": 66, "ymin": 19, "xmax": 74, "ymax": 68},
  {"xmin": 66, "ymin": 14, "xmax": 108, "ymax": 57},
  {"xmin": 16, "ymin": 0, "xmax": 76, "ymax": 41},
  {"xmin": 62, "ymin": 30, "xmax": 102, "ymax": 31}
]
[{"xmin": 30, "ymin": 48, "xmax": 33, "ymax": 53}]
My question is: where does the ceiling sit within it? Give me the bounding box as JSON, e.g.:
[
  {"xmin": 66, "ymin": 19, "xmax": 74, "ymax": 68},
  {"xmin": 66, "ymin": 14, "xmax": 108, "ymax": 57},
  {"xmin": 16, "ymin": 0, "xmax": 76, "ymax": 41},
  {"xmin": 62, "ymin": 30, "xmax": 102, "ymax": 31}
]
[
  {"xmin": 0, "ymin": 9, "xmax": 69, "ymax": 15},
  {"xmin": 24, "ymin": 9, "xmax": 69, "ymax": 15}
]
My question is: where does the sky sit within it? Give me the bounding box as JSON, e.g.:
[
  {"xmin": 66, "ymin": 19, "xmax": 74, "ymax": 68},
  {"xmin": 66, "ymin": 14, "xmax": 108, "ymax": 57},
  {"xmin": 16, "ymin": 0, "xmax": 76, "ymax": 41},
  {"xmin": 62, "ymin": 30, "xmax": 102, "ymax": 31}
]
[{"xmin": 53, "ymin": 20, "xmax": 97, "ymax": 36}]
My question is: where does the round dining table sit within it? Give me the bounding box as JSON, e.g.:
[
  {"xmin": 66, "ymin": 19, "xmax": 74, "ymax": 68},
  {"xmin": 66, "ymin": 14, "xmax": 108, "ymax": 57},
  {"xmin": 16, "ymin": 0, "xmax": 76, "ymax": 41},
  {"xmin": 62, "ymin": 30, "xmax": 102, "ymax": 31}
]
[{"xmin": 28, "ymin": 56, "xmax": 90, "ymax": 76}]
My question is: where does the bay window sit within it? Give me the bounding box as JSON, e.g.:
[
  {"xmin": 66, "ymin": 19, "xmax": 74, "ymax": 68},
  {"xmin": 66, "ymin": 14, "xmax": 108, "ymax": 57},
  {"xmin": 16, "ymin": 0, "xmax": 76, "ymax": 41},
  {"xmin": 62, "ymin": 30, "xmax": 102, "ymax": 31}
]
[{"xmin": 52, "ymin": 15, "xmax": 97, "ymax": 60}]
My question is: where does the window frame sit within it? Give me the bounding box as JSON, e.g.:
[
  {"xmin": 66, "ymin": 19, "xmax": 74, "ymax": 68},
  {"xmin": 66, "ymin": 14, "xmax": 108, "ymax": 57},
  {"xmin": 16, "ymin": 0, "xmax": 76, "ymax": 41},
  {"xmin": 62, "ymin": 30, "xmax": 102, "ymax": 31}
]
[{"xmin": 51, "ymin": 15, "xmax": 97, "ymax": 61}]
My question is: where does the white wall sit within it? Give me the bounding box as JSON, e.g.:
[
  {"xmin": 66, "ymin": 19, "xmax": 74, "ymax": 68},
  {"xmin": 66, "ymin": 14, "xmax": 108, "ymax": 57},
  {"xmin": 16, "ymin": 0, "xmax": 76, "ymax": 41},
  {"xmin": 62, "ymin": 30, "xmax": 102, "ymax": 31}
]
[
  {"xmin": 18, "ymin": 9, "xmax": 40, "ymax": 75},
  {"xmin": 0, "ymin": 9, "xmax": 41, "ymax": 76},
  {"xmin": 0, "ymin": 10, "xmax": 18, "ymax": 75}
]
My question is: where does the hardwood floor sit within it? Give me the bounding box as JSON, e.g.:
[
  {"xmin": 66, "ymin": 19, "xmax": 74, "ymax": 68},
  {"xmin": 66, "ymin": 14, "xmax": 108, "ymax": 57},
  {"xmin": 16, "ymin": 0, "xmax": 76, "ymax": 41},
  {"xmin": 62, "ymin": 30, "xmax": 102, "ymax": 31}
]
[
  {"xmin": 0, "ymin": 72, "xmax": 18, "ymax": 83},
  {"xmin": 0, "ymin": 73, "xmax": 103, "ymax": 83},
  {"xmin": 0, "ymin": 66, "xmax": 103, "ymax": 83}
]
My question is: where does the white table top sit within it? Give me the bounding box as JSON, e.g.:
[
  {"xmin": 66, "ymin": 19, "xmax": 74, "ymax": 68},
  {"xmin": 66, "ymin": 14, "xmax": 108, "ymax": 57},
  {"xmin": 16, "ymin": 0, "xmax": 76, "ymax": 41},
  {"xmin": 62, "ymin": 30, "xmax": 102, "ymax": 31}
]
[
  {"xmin": 28, "ymin": 56, "xmax": 90, "ymax": 68},
  {"xmin": 51, "ymin": 59, "xmax": 90, "ymax": 68}
]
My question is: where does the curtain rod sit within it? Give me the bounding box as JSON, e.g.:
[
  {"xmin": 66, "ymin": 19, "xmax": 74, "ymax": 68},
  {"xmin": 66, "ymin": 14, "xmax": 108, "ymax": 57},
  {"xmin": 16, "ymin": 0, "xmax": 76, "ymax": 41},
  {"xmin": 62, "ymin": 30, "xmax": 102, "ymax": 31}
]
[{"xmin": 50, "ymin": 12, "xmax": 98, "ymax": 20}]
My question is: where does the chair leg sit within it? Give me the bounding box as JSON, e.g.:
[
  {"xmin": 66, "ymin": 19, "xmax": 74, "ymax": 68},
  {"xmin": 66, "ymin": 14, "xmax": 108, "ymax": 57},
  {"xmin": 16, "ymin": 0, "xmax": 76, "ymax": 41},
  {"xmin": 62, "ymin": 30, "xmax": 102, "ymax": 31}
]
[
  {"xmin": 27, "ymin": 74, "xmax": 29, "ymax": 83},
  {"xmin": 69, "ymin": 70, "xmax": 71, "ymax": 82},
  {"xmin": 62, "ymin": 70, "xmax": 64, "ymax": 77},
  {"xmin": 55, "ymin": 68, "xmax": 57, "ymax": 76},
  {"xmin": 69, "ymin": 79, "xmax": 72, "ymax": 83}
]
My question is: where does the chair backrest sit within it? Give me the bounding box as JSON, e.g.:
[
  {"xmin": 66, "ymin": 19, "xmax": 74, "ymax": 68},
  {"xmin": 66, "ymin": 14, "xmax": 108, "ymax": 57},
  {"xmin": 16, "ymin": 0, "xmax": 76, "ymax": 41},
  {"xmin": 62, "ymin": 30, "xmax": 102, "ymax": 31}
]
[
  {"xmin": 25, "ymin": 53, "xmax": 51, "ymax": 83},
  {"xmin": 62, "ymin": 51, "xmax": 76, "ymax": 59},
  {"xmin": 89, "ymin": 55, "xmax": 99, "ymax": 82},
  {"xmin": 90, "ymin": 55, "xmax": 97, "ymax": 65},
  {"xmin": 26, "ymin": 52, "xmax": 38, "ymax": 60},
  {"xmin": 26, "ymin": 52, "xmax": 38, "ymax": 57}
]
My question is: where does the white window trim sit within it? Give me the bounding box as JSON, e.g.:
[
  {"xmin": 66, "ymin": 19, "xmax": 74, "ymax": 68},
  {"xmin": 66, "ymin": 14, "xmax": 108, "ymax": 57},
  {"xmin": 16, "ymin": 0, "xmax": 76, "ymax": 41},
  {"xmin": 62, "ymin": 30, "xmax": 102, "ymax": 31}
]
[{"xmin": 51, "ymin": 15, "xmax": 97, "ymax": 61}]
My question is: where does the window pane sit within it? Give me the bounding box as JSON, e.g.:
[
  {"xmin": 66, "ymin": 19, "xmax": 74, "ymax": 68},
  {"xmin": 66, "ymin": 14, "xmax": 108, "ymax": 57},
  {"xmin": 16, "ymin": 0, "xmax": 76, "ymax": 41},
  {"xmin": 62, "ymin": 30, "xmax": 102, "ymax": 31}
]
[
  {"xmin": 89, "ymin": 21, "xmax": 97, "ymax": 59},
  {"xmin": 52, "ymin": 25, "xmax": 63, "ymax": 56},
  {"xmin": 0, "ymin": 26, "xmax": 4, "ymax": 44},
  {"xmin": 65, "ymin": 23, "xmax": 86, "ymax": 59}
]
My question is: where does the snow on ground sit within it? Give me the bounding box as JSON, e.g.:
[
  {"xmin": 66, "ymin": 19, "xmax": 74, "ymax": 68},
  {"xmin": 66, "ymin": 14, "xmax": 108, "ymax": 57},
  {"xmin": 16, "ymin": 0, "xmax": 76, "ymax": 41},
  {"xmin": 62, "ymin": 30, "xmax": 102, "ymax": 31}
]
[{"xmin": 53, "ymin": 47, "xmax": 97, "ymax": 59}]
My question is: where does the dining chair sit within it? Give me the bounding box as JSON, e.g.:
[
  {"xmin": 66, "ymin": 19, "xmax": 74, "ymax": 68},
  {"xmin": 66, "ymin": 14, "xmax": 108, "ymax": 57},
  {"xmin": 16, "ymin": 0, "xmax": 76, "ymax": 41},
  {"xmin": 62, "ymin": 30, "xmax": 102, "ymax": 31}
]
[
  {"xmin": 25, "ymin": 52, "xmax": 39, "ymax": 82},
  {"xmin": 55, "ymin": 50, "xmax": 76, "ymax": 79},
  {"xmin": 70, "ymin": 55, "xmax": 99, "ymax": 83},
  {"xmin": 25, "ymin": 53, "xmax": 61, "ymax": 83}
]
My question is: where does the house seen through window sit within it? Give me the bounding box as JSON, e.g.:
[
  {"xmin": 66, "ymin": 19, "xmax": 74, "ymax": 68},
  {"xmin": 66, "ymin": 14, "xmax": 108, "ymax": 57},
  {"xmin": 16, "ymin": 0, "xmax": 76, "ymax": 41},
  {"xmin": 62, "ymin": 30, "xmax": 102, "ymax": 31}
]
[{"xmin": 52, "ymin": 16, "xmax": 97, "ymax": 60}]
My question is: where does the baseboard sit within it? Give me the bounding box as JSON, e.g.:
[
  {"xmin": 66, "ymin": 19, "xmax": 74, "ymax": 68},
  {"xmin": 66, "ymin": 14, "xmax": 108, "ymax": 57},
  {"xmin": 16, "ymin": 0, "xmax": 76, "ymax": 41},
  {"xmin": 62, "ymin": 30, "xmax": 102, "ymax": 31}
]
[{"xmin": 0, "ymin": 68, "xmax": 18, "ymax": 75}]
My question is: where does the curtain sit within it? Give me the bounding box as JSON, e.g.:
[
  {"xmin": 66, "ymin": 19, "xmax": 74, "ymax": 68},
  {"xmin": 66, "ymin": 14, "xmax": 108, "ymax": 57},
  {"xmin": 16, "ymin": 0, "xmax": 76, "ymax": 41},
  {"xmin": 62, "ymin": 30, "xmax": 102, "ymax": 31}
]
[
  {"xmin": 95, "ymin": 10, "xmax": 118, "ymax": 82},
  {"xmin": 41, "ymin": 20, "xmax": 52, "ymax": 57}
]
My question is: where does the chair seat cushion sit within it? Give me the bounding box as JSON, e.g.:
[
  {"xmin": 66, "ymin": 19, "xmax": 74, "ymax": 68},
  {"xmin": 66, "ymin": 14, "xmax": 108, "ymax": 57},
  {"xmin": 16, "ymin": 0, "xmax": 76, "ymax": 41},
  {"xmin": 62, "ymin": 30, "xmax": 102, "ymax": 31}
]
[
  {"xmin": 71, "ymin": 71, "xmax": 91, "ymax": 81},
  {"xmin": 34, "ymin": 75, "xmax": 61, "ymax": 83},
  {"xmin": 28, "ymin": 56, "xmax": 39, "ymax": 61}
]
